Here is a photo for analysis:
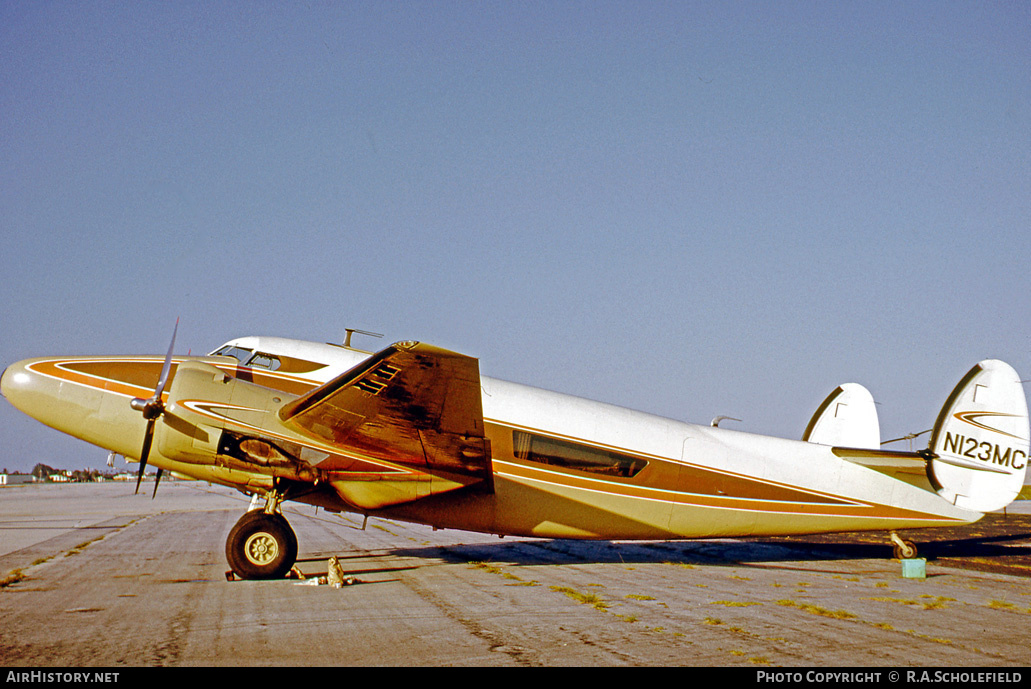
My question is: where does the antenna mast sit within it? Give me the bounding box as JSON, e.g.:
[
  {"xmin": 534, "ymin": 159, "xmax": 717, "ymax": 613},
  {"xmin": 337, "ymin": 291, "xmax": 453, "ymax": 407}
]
[{"xmin": 343, "ymin": 328, "xmax": 383, "ymax": 348}]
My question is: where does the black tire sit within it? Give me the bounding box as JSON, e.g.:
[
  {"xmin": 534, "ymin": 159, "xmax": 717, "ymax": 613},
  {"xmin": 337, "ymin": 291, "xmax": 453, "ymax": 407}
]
[
  {"xmin": 234, "ymin": 509, "xmax": 299, "ymax": 558},
  {"xmin": 225, "ymin": 511, "xmax": 298, "ymax": 580}
]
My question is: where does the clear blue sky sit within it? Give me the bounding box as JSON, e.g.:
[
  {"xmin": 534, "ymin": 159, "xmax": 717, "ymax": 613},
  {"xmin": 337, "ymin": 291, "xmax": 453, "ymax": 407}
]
[{"xmin": 2, "ymin": 1, "xmax": 1029, "ymax": 474}]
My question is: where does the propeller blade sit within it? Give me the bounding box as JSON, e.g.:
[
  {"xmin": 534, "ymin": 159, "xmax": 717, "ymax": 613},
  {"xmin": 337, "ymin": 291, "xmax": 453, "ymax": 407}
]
[
  {"xmin": 151, "ymin": 468, "xmax": 163, "ymax": 499},
  {"xmin": 130, "ymin": 319, "xmax": 179, "ymax": 496},
  {"xmin": 154, "ymin": 318, "xmax": 179, "ymax": 400},
  {"xmin": 135, "ymin": 418, "xmax": 156, "ymax": 495},
  {"xmin": 130, "ymin": 318, "xmax": 180, "ymax": 417}
]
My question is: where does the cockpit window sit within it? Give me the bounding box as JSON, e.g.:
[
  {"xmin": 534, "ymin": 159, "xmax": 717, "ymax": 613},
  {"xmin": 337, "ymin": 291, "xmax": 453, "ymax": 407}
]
[
  {"xmin": 246, "ymin": 352, "xmax": 282, "ymax": 371},
  {"xmin": 209, "ymin": 343, "xmax": 327, "ymax": 375},
  {"xmin": 211, "ymin": 345, "xmax": 254, "ymax": 363}
]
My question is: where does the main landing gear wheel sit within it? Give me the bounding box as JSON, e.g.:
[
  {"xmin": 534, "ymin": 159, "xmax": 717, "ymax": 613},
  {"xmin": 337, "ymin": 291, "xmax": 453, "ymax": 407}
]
[{"xmin": 225, "ymin": 510, "xmax": 298, "ymax": 580}]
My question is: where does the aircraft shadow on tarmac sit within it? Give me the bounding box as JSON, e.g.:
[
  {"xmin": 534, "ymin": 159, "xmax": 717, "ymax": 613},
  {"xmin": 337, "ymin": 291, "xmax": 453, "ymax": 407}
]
[{"xmin": 376, "ymin": 514, "xmax": 1031, "ymax": 576}]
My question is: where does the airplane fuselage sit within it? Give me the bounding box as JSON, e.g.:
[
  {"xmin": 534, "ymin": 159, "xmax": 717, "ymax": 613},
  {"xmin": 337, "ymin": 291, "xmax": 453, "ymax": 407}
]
[{"xmin": 1, "ymin": 335, "xmax": 983, "ymax": 542}]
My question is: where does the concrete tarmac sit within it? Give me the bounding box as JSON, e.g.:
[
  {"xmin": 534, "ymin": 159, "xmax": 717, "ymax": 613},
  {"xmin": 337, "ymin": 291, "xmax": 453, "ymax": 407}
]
[{"xmin": 1, "ymin": 482, "xmax": 1029, "ymax": 667}]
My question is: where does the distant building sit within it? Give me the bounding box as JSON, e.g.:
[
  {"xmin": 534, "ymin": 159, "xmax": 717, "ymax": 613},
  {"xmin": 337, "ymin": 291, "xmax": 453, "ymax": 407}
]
[{"xmin": 0, "ymin": 474, "xmax": 36, "ymax": 486}]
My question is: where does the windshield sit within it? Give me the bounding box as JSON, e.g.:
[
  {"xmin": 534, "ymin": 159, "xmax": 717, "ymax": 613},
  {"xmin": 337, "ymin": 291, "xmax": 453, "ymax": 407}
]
[
  {"xmin": 210, "ymin": 345, "xmax": 281, "ymax": 371},
  {"xmin": 210, "ymin": 345, "xmax": 252, "ymax": 362}
]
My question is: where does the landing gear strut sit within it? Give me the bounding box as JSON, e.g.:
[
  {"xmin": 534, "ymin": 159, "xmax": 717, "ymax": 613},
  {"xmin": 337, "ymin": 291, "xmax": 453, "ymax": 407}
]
[
  {"xmin": 225, "ymin": 494, "xmax": 298, "ymax": 580},
  {"xmin": 889, "ymin": 531, "xmax": 918, "ymax": 560}
]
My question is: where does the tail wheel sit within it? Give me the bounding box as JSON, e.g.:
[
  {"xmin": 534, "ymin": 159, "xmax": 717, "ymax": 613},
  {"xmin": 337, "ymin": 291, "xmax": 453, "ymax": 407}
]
[
  {"xmin": 893, "ymin": 539, "xmax": 918, "ymax": 560},
  {"xmin": 226, "ymin": 511, "xmax": 297, "ymax": 580}
]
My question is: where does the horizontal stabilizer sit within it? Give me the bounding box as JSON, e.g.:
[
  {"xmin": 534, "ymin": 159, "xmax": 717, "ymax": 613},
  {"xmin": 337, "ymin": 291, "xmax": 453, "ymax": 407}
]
[
  {"xmin": 928, "ymin": 359, "xmax": 1029, "ymax": 512},
  {"xmin": 832, "ymin": 446, "xmax": 932, "ymax": 490},
  {"xmin": 832, "ymin": 447, "xmax": 927, "ymax": 473},
  {"xmin": 803, "ymin": 383, "xmax": 880, "ymax": 449}
]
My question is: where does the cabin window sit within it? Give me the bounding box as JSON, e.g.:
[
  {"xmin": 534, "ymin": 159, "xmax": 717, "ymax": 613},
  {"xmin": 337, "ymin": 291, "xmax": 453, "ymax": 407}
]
[
  {"xmin": 512, "ymin": 430, "xmax": 647, "ymax": 478},
  {"xmin": 246, "ymin": 352, "xmax": 282, "ymax": 371}
]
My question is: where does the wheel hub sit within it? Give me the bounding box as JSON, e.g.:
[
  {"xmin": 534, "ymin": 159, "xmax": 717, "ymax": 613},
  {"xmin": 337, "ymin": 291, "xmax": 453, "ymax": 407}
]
[{"xmin": 243, "ymin": 532, "xmax": 279, "ymax": 565}]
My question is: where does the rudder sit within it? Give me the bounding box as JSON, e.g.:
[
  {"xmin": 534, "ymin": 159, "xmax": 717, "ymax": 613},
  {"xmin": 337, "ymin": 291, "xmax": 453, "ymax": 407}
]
[{"xmin": 928, "ymin": 359, "xmax": 1029, "ymax": 512}]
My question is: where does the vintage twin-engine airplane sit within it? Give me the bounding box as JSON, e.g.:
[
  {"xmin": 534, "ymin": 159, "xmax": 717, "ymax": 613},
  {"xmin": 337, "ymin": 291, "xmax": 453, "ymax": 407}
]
[{"xmin": 2, "ymin": 327, "xmax": 1028, "ymax": 580}]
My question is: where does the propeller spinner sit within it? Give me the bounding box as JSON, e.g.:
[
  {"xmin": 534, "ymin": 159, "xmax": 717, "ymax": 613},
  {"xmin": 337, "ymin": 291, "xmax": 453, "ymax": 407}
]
[{"xmin": 129, "ymin": 319, "xmax": 179, "ymax": 496}]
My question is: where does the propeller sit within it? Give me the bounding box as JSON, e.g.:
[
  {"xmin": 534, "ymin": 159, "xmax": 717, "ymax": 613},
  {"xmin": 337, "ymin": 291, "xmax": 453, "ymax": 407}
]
[{"xmin": 129, "ymin": 319, "xmax": 179, "ymax": 495}]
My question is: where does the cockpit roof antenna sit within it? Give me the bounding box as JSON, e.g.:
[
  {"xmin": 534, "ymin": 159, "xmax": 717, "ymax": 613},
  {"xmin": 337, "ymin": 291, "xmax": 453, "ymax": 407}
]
[{"xmin": 343, "ymin": 328, "xmax": 383, "ymax": 348}]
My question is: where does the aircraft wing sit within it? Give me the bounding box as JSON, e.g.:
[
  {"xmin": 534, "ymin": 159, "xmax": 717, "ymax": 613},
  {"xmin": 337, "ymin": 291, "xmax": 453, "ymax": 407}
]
[{"xmin": 278, "ymin": 341, "xmax": 491, "ymax": 483}]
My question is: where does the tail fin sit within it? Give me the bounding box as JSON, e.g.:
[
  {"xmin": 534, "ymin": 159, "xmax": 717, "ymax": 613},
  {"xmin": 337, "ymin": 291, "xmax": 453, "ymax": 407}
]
[
  {"xmin": 928, "ymin": 359, "xmax": 1029, "ymax": 512},
  {"xmin": 803, "ymin": 383, "xmax": 880, "ymax": 449}
]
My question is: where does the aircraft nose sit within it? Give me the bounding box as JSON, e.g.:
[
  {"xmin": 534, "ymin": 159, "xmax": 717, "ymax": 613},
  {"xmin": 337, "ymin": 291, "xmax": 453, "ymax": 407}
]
[
  {"xmin": 1, "ymin": 357, "xmax": 145, "ymax": 459},
  {"xmin": 2, "ymin": 360, "xmax": 33, "ymax": 406},
  {"xmin": 1, "ymin": 359, "xmax": 51, "ymax": 418},
  {"xmin": 1, "ymin": 363, "xmax": 12, "ymax": 398}
]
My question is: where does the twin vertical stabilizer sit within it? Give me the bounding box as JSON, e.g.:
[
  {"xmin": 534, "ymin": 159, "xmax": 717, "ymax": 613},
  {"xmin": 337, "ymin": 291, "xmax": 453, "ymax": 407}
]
[
  {"xmin": 928, "ymin": 359, "xmax": 1029, "ymax": 513},
  {"xmin": 804, "ymin": 383, "xmax": 880, "ymax": 450},
  {"xmin": 810, "ymin": 360, "xmax": 1029, "ymax": 514}
]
